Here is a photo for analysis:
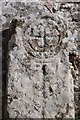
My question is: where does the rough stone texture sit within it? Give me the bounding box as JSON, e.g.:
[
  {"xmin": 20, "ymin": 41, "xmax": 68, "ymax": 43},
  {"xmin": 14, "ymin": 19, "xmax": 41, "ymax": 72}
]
[
  {"xmin": 0, "ymin": 28, "xmax": 2, "ymax": 120},
  {"xmin": 1, "ymin": 0, "xmax": 80, "ymax": 119}
]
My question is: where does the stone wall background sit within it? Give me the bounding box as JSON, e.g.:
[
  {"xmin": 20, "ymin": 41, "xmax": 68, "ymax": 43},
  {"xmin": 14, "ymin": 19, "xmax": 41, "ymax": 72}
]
[{"xmin": 0, "ymin": 0, "xmax": 80, "ymax": 119}]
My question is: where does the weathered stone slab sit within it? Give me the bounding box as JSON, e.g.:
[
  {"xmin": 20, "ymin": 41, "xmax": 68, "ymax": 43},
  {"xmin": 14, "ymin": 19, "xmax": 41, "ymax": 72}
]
[{"xmin": 1, "ymin": 0, "xmax": 80, "ymax": 119}]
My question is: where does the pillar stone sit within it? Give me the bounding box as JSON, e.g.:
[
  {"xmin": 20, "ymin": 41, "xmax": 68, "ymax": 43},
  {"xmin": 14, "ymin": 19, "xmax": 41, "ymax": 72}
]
[{"xmin": 1, "ymin": 1, "xmax": 79, "ymax": 119}]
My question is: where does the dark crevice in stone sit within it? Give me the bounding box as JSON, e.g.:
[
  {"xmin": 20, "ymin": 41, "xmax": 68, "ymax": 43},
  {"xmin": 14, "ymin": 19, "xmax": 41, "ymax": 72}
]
[
  {"xmin": 42, "ymin": 109, "xmax": 45, "ymax": 118},
  {"xmin": 28, "ymin": 40, "xmax": 35, "ymax": 51},
  {"xmin": 44, "ymin": 5, "xmax": 52, "ymax": 13},
  {"xmin": 49, "ymin": 86, "xmax": 53, "ymax": 93},
  {"xmin": 34, "ymin": 106, "xmax": 39, "ymax": 112},
  {"xmin": 27, "ymin": 51, "xmax": 36, "ymax": 57},
  {"xmin": 72, "ymin": 18, "xmax": 78, "ymax": 22},
  {"xmin": 41, "ymin": 15, "xmax": 54, "ymax": 21},
  {"xmin": 42, "ymin": 64, "xmax": 46, "ymax": 76},
  {"xmin": 43, "ymin": 30, "xmax": 47, "ymax": 51},
  {"xmin": 42, "ymin": 64, "xmax": 47, "ymax": 118},
  {"xmin": 2, "ymin": 19, "xmax": 18, "ymax": 119},
  {"xmin": 69, "ymin": 52, "xmax": 80, "ymax": 70},
  {"xmin": 60, "ymin": 6, "xmax": 71, "ymax": 10},
  {"xmin": 69, "ymin": 51, "xmax": 80, "ymax": 118},
  {"xmin": 52, "ymin": 7, "xmax": 56, "ymax": 13}
]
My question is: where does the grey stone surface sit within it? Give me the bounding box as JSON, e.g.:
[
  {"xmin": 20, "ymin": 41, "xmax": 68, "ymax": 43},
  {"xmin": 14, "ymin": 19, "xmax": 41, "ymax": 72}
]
[
  {"xmin": 0, "ymin": 34, "xmax": 2, "ymax": 119},
  {"xmin": 55, "ymin": 0, "xmax": 80, "ymax": 2},
  {"xmin": 0, "ymin": 0, "xmax": 80, "ymax": 119}
]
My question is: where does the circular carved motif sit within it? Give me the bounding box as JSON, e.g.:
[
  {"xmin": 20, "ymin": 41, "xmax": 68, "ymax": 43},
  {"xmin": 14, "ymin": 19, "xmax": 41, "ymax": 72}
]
[{"xmin": 23, "ymin": 3, "xmax": 66, "ymax": 59}]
